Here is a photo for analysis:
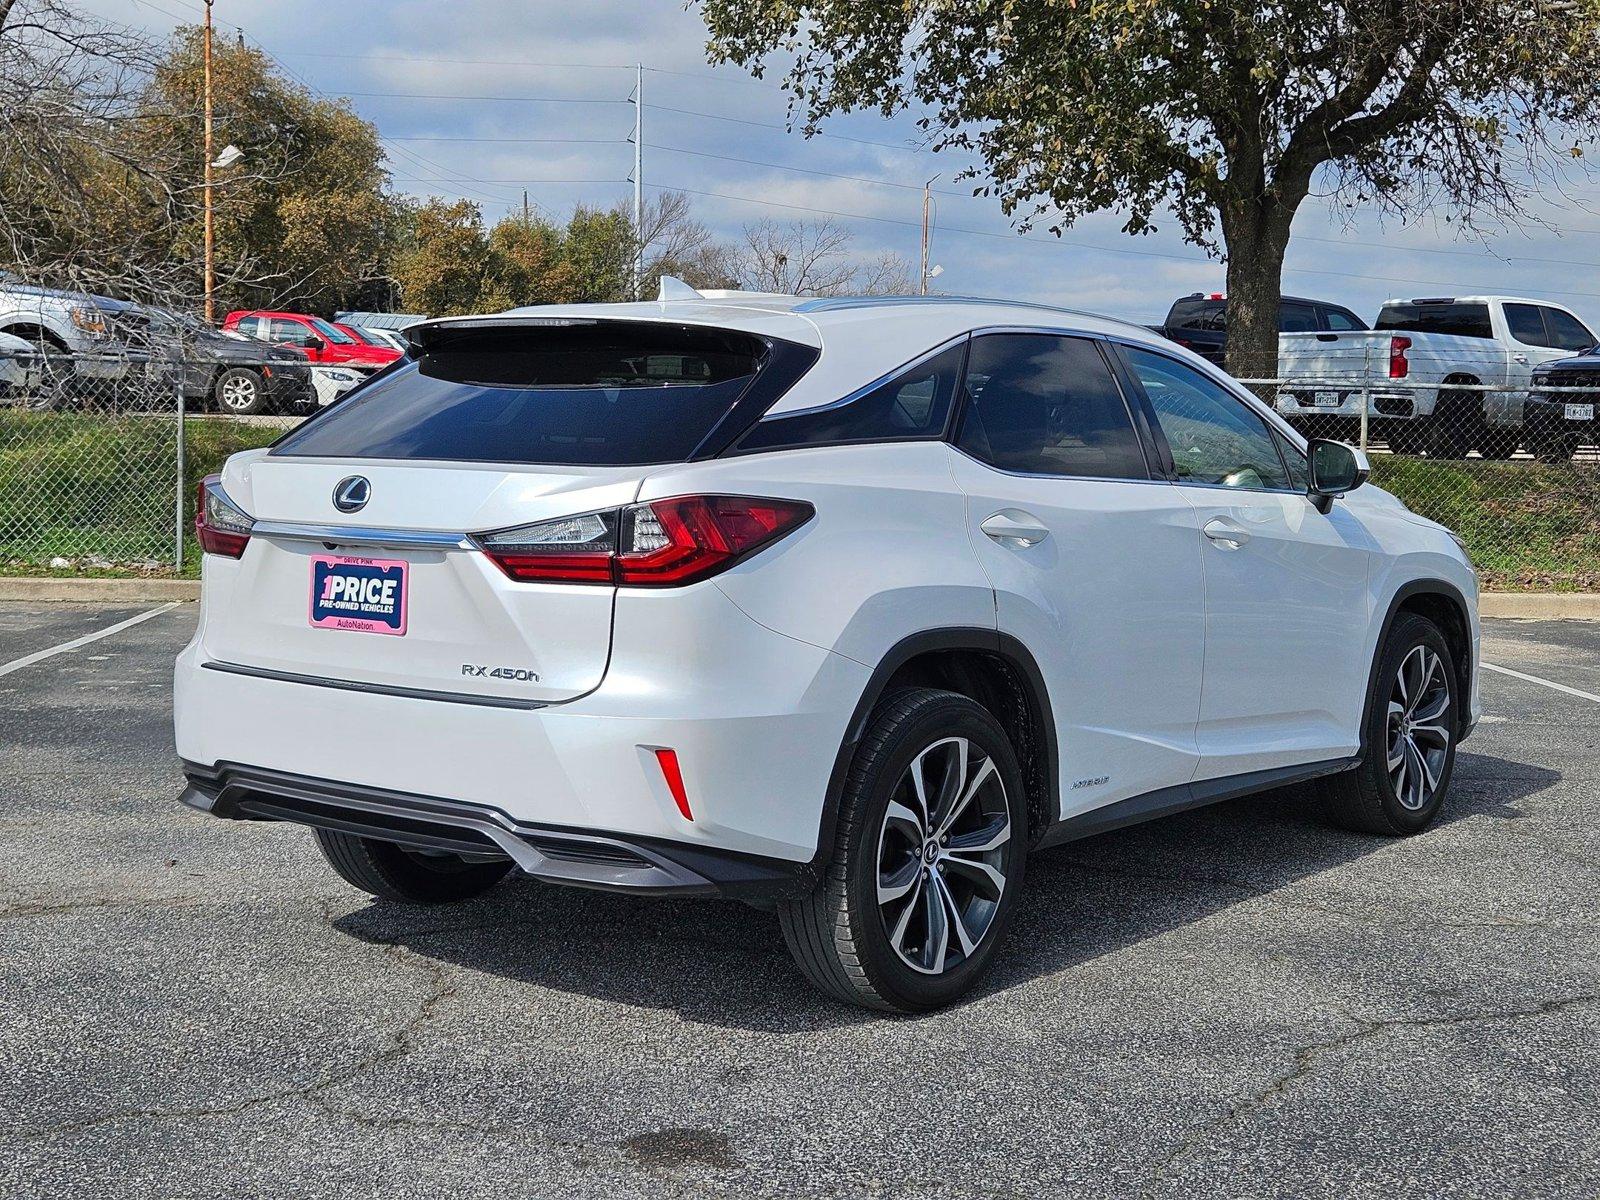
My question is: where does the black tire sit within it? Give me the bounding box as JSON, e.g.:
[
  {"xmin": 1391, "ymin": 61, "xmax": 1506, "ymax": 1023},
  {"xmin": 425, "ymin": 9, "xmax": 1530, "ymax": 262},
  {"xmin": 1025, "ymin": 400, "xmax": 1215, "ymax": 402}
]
[
  {"xmin": 1478, "ymin": 429, "xmax": 1520, "ymax": 460},
  {"xmin": 779, "ymin": 688, "xmax": 1029, "ymax": 1013},
  {"xmin": 1530, "ymin": 430, "xmax": 1580, "ymax": 464},
  {"xmin": 213, "ymin": 366, "xmax": 268, "ymax": 415},
  {"xmin": 1316, "ymin": 612, "xmax": 1459, "ymax": 836},
  {"xmin": 314, "ymin": 828, "xmax": 512, "ymax": 903},
  {"xmin": 1427, "ymin": 384, "xmax": 1479, "ymax": 459},
  {"xmin": 1386, "ymin": 424, "xmax": 1426, "ymax": 456}
]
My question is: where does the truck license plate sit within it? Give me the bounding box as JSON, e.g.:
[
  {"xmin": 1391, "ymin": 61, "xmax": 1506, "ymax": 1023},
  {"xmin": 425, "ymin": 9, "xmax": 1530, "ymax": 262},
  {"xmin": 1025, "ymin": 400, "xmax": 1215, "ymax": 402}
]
[
  {"xmin": 1565, "ymin": 403, "xmax": 1594, "ymax": 421},
  {"xmin": 1313, "ymin": 390, "xmax": 1340, "ymax": 407}
]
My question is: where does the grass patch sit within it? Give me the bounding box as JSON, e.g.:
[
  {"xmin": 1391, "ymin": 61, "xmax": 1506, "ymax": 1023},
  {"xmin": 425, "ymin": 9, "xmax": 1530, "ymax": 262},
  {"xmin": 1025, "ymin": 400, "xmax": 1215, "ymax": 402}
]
[
  {"xmin": 1370, "ymin": 456, "xmax": 1600, "ymax": 591},
  {"xmin": 0, "ymin": 413, "xmax": 281, "ymax": 577},
  {"xmin": 1, "ymin": 413, "xmax": 1596, "ymax": 589}
]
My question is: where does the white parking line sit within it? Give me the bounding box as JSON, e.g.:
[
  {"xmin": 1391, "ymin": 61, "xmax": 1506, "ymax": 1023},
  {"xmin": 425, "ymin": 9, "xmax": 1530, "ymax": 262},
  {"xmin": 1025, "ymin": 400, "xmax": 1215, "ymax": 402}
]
[
  {"xmin": 1482, "ymin": 662, "xmax": 1600, "ymax": 706},
  {"xmin": 0, "ymin": 603, "xmax": 181, "ymax": 678}
]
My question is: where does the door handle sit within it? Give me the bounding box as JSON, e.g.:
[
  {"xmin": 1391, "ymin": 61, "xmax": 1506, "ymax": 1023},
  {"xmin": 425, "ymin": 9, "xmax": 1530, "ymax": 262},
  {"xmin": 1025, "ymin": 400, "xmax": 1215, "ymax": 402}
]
[
  {"xmin": 1203, "ymin": 517, "xmax": 1249, "ymax": 550},
  {"xmin": 981, "ymin": 510, "xmax": 1050, "ymax": 547},
  {"xmin": 1513, "ymin": 353, "xmax": 1529, "ymax": 365}
]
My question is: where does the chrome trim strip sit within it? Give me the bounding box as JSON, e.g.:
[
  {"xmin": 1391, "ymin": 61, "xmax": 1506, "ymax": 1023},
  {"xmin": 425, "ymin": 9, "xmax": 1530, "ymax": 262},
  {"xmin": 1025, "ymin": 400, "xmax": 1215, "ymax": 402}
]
[
  {"xmin": 251, "ymin": 520, "xmax": 473, "ymax": 551},
  {"xmin": 200, "ymin": 660, "xmax": 548, "ymax": 710}
]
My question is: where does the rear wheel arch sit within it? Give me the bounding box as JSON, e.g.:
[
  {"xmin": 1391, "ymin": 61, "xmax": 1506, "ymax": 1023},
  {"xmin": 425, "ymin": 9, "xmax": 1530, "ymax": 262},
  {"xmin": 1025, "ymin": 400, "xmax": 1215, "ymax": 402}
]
[{"xmin": 815, "ymin": 629, "xmax": 1059, "ymax": 864}]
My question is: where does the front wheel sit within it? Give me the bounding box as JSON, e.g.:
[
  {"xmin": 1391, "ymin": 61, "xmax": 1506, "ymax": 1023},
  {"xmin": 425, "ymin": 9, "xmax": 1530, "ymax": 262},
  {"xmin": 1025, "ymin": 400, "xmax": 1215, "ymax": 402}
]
[
  {"xmin": 213, "ymin": 367, "xmax": 268, "ymax": 415},
  {"xmin": 1317, "ymin": 612, "xmax": 1458, "ymax": 835},
  {"xmin": 779, "ymin": 688, "xmax": 1028, "ymax": 1012},
  {"xmin": 315, "ymin": 829, "xmax": 512, "ymax": 903}
]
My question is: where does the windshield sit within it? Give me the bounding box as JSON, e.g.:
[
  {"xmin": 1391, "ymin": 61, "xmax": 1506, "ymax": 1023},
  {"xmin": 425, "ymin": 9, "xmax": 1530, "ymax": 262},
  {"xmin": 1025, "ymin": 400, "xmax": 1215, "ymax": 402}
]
[
  {"xmin": 311, "ymin": 318, "xmax": 355, "ymax": 344},
  {"xmin": 1375, "ymin": 302, "xmax": 1493, "ymax": 339},
  {"xmin": 273, "ymin": 321, "xmax": 780, "ymax": 466}
]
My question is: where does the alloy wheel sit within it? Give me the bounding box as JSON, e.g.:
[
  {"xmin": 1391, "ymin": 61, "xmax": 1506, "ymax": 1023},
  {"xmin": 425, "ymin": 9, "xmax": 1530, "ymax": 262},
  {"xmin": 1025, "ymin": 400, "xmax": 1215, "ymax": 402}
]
[
  {"xmin": 1386, "ymin": 644, "xmax": 1452, "ymax": 811},
  {"xmin": 220, "ymin": 374, "xmax": 258, "ymax": 411},
  {"xmin": 876, "ymin": 736, "xmax": 1011, "ymax": 976}
]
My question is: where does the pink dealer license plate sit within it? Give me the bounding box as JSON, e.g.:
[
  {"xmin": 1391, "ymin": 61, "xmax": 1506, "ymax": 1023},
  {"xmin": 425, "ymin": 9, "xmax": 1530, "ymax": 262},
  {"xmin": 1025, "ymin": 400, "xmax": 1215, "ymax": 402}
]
[{"xmin": 309, "ymin": 554, "xmax": 408, "ymax": 636}]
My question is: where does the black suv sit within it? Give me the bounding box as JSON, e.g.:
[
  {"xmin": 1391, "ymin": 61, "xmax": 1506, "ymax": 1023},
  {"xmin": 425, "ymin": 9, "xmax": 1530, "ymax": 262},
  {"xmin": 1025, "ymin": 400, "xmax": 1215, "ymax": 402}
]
[{"xmin": 1154, "ymin": 293, "xmax": 1368, "ymax": 366}]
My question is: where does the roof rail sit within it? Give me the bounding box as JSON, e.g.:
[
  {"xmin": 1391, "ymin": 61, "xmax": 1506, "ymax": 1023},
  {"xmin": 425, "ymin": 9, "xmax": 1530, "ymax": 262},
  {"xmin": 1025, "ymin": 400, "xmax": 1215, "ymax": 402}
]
[{"xmin": 792, "ymin": 293, "xmax": 1111, "ymax": 323}]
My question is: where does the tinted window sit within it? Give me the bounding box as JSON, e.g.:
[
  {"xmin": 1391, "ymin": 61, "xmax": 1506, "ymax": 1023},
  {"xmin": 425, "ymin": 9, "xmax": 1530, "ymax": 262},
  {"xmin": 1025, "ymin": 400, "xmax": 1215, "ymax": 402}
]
[
  {"xmin": 1505, "ymin": 303, "xmax": 1550, "ymax": 348},
  {"xmin": 235, "ymin": 316, "xmax": 261, "ymax": 338},
  {"xmin": 1167, "ymin": 298, "xmax": 1227, "ymax": 332},
  {"xmin": 268, "ymin": 318, "xmax": 308, "ymax": 345},
  {"xmin": 276, "ymin": 322, "xmax": 772, "ymax": 466},
  {"xmin": 1545, "ymin": 308, "xmax": 1596, "ymax": 353},
  {"xmin": 312, "ymin": 317, "xmax": 355, "ymax": 345},
  {"xmin": 955, "ymin": 334, "xmax": 1147, "ymax": 479},
  {"xmin": 738, "ymin": 340, "xmax": 963, "ymax": 452},
  {"xmin": 1322, "ymin": 307, "xmax": 1365, "ymax": 332},
  {"xmin": 1124, "ymin": 347, "xmax": 1291, "ymax": 489},
  {"xmin": 1375, "ymin": 302, "xmax": 1493, "ymax": 339},
  {"xmin": 1279, "ymin": 302, "xmax": 1317, "ymax": 333}
]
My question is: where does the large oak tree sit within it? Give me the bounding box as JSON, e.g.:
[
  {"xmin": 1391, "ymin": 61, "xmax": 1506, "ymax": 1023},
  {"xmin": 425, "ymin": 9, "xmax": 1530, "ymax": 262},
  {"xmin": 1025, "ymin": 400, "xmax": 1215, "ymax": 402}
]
[{"xmin": 698, "ymin": 1, "xmax": 1600, "ymax": 376}]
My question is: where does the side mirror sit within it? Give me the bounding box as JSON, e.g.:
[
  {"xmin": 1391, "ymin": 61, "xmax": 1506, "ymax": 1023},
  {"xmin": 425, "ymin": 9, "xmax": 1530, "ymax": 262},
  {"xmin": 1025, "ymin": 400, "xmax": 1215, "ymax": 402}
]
[
  {"xmin": 304, "ymin": 335, "xmax": 325, "ymax": 352},
  {"xmin": 1307, "ymin": 439, "xmax": 1369, "ymax": 514}
]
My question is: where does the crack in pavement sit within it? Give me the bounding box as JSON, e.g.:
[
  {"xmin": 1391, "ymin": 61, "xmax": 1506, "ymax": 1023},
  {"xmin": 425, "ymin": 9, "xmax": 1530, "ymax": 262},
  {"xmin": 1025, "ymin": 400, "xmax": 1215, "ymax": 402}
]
[
  {"xmin": 0, "ymin": 906, "xmax": 461, "ymax": 1146},
  {"xmin": 1138, "ymin": 991, "xmax": 1600, "ymax": 1196}
]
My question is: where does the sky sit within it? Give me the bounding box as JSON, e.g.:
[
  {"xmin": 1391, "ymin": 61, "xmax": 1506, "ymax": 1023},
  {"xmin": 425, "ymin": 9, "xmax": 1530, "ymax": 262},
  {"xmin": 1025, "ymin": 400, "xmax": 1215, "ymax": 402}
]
[{"xmin": 98, "ymin": 0, "xmax": 1600, "ymax": 327}]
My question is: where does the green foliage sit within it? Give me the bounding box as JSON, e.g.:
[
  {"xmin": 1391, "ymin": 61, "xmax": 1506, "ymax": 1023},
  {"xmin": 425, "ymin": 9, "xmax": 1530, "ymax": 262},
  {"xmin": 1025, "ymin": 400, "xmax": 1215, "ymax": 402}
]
[{"xmin": 698, "ymin": 1, "xmax": 1600, "ymax": 375}]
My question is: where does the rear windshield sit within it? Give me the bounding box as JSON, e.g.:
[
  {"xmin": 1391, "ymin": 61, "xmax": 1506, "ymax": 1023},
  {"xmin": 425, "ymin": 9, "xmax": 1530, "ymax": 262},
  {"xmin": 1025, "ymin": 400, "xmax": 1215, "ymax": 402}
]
[
  {"xmin": 273, "ymin": 321, "xmax": 770, "ymax": 466},
  {"xmin": 1375, "ymin": 302, "xmax": 1493, "ymax": 339},
  {"xmin": 1167, "ymin": 298, "xmax": 1227, "ymax": 331}
]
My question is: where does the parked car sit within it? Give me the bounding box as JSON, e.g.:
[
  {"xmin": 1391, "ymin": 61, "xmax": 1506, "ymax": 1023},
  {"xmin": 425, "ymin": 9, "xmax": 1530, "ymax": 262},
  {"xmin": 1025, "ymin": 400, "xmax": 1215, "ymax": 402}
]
[
  {"xmin": 1276, "ymin": 295, "xmax": 1597, "ymax": 457},
  {"xmin": 0, "ymin": 330, "xmax": 43, "ymax": 403},
  {"xmin": 222, "ymin": 311, "xmax": 401, "ymax": 373},
  {"xmin": 1153, "ymin": 292, "xmax": 1368, "ymax": 367},
  {"xmin": 1527, "ymin": 352, "xmax": 1600, "ymax": 462},
  {"xmin": 178, "ymin": 286, "xmax": 1480, "ymax": 1012},
  {"xmin": 0, "ymin": 273, "xmax": 152, "ymax": 396},
  {"xmin": 345, "ymin": 324, "xmax": 408, "ymax": 354},
  {"xmin": 146, "ymin": 308, "xmax": 314, "ymax": 415},
  {"xmin": 311, "ymin": 363, "xmax": 365, "ymax": 408}
]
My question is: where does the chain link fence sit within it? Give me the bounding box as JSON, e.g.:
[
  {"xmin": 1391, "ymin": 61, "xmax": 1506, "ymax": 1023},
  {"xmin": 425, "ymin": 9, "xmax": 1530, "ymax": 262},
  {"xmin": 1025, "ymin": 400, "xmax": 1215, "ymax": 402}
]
[
  {"xmin": 1248, "ymin": 376, "xmax": 1600, "ymax": 590},
  {"xmin": 0, "ymin": 347, "xmax": 313, "ymax": 574},
  {"xmin": 1, "ymin": 347, "xmax": 1597, "ymax": 589}
]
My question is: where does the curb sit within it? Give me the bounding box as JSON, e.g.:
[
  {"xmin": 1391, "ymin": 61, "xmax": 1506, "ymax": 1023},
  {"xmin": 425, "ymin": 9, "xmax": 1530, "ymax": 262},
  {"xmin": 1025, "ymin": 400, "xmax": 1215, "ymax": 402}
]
[
  {"xmin": 1477, "ymin": 593, "xmax": 1600, "ymax": 620},
  {"xmin": 0, "ymin": 578, "xmax": 1596, "ymax": 617},
  {"xmin": 0, "ymin": 578, "xmax": 200, "ymax": 602}
]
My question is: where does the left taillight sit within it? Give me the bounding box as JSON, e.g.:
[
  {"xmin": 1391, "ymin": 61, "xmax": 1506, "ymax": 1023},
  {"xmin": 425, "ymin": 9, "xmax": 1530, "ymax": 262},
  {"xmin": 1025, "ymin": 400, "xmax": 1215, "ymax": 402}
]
[
  {"xmin": 195, "ymin": 475, "xmax": 253, "ymax": 558},
  {"xmin": 478, "ymin": 494, "xmax": 813, "ymax": 587}
]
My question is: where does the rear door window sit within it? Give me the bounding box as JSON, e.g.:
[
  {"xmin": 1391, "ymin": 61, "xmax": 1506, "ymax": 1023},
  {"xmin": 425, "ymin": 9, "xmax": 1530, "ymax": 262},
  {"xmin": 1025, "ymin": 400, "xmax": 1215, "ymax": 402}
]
[
  {"xmin": 274, "ymin": 321, "xmax": 779, "ymax": 467},
  {"xmin": 737, "ymin": 340, "xmax": 964, "ymax": 452},
  {"xmin": 1505, "ymin": 303, "xmax": 1551, "ymax": 348},
  {"xmin": 955, "ymin": 334, "xmax": 1148, "ymax": 479},
  {"xmin": 1278, "ymin": 302, "xmax": 1317, "ymax": 332}
]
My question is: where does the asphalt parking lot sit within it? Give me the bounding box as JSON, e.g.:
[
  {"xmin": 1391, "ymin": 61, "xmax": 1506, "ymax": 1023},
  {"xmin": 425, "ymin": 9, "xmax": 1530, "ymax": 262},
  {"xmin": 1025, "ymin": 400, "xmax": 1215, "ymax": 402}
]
[{"xmin": 1, "ymin": 604, "xmax": 1597, "ymax": 1199}]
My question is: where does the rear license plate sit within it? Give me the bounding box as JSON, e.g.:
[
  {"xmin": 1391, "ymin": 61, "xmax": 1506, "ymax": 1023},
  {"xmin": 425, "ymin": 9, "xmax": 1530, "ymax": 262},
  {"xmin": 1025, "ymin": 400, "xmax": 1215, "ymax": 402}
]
[
  {"xmin": 1313, "ymin": 390, "xmax": 1341, "ymax": 407},
  {"xmin": 310, "ymin": 554, "xmax": 408, "ymax": 636},
  {"xmin": 1565, "ymin": 403, "xmax": 1594, "ymax": 421}
]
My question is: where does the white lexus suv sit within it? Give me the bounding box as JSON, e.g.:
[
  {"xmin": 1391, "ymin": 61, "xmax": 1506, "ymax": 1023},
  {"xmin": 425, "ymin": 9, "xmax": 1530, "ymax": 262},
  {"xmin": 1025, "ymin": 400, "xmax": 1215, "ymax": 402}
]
[{"xmin": 176, "ymin": 285, "xmax": 1480, "ymax": 1012}]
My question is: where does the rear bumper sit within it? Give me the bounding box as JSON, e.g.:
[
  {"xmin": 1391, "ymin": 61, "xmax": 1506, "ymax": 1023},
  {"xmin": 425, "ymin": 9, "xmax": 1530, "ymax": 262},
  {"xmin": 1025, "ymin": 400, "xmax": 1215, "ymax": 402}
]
[{"xmin": 181, "ymin": 760, "xmax": 814, "ymax": 899}]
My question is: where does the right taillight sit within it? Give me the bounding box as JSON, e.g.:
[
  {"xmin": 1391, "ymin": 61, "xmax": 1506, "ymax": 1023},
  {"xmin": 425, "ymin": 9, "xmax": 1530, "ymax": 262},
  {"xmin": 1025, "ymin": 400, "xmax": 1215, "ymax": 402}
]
[
  {"xmin": 1389, "ymin": 335, "xmax": 1411, "ymax": 379},
  {"xmin": 478, "ymin": 494, "xmax": 813, "ymax": 587},
  {"xmin": 195, "ymin": 475, "xmax": 253, "ymax": 559}
]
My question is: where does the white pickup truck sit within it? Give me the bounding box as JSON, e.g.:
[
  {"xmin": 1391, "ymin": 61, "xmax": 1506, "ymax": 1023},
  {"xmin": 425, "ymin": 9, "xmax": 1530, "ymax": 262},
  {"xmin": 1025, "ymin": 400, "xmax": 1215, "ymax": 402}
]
[{"xmin": 1273, "ymin": 295, "xmax": 1597, "ymax": 457}]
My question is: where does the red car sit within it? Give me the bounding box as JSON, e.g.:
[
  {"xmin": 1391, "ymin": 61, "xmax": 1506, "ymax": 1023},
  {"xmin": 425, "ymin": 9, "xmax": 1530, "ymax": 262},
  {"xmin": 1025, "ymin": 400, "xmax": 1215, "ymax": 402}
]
[{"xmin": 223, "ymin": 311, "xmax": 401, "ymax": 371}]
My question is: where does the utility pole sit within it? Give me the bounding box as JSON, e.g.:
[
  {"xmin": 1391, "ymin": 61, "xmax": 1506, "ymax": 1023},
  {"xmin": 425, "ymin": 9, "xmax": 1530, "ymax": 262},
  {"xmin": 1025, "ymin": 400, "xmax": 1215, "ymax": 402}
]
[
  {"xmin": 631, "ymin": 63, "xmax": 643, "ymax": 300},
  {"xmin": 919, "ymin": 174, "xmax": 940, "ymax": 296},
  {"xmin": 202, "ymin": 0, "xmax": 215, "ymax": 323},
  {"xmin": 522, "ymin": 189, "xmax": 530, "ymax": 226}
]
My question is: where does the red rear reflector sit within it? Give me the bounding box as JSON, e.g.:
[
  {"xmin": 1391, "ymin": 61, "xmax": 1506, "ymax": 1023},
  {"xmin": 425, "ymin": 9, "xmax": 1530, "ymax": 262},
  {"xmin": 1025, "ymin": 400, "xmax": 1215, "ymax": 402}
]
[
  {"xmin": 653, "ymin": 748, "xmax": 692, "ymax": 821},
  {"xmin": 1389, "ymin": 335, "xmax": 1412, "ymax": 379}
]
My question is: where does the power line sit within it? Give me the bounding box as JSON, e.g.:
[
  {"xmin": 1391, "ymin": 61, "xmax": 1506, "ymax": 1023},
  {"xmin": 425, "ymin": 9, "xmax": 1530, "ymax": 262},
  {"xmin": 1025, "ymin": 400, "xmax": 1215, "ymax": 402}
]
[
  {"xmin": 386, "ymin": 135, "xmax": 631, "ymax": 145},
  {"xmin": 341, "ymin": 91, "xmax": 630, "ymax": 105},
  {"xmin": 650, "ymin": 182, "xmax": 1600, "ymax": 303}
]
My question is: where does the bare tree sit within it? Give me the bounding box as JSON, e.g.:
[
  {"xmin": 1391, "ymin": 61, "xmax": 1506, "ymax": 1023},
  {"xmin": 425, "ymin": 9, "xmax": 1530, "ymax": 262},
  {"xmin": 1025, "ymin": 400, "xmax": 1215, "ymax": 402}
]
[{"xmin": 726, "ymin": 217, "xmax": 914, "ymax": 296}]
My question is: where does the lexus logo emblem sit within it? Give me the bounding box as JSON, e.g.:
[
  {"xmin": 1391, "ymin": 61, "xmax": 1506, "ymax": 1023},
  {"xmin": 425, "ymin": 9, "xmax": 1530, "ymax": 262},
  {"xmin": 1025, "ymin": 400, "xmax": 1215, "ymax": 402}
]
[{"xmin": 333, "ymin": 475, "xmax": 370, "ymax": 514}]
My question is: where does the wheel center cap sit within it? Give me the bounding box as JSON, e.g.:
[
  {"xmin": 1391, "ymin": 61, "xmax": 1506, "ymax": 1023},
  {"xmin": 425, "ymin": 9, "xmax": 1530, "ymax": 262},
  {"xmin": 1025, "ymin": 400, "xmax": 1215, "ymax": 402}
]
[{"xmin": 924, "ymin": 842, "xmax": 939, "ymax": 865}]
